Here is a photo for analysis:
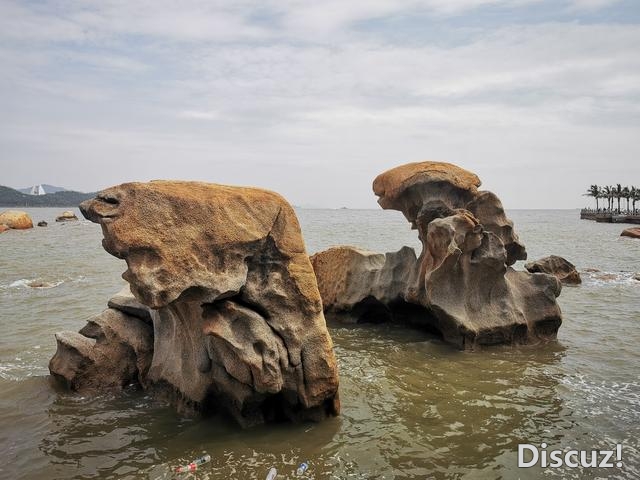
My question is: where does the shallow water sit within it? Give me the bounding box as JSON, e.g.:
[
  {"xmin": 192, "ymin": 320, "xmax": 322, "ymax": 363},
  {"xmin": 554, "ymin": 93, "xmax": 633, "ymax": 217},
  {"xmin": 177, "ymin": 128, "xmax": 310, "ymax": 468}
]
[{"xmin": 0, "ymin": 208, "xmax": 638, "ymax": 479}]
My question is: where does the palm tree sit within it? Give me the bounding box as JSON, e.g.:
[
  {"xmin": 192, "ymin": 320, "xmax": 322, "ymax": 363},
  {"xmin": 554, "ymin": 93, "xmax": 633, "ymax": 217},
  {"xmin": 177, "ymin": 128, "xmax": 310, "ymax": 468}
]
[
  {"xmin": 584, "ymin": 185, "xmax": 600, "ymax": 210},
  {"xmin": 615, "ymin": 184, "xmax": 623, "ymax": 213},
  {"xmin": 622, "ymin": 186, "xmax": 630, "ymax": 213},
  {"xmin": 632, "ymin": 186, "xmax": 639, "ymax": 214},
  {"xmin": 602, "ymin": 186, "xmax": 612, "ymax": 211}
]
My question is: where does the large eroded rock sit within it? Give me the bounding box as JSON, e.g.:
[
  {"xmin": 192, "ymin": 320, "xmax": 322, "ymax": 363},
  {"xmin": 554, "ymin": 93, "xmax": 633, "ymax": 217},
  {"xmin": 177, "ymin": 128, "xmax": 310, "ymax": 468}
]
[
  {"xmin": 312, "ymin": 161, "xmax": 562, "ymax": 349},
  {"xmin": 49, "ymin": 181, "xmax": 339, "ymax": 427}
]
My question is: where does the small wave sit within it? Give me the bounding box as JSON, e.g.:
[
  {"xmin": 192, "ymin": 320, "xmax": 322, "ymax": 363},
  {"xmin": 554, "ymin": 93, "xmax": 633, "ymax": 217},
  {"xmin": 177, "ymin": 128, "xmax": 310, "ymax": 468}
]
[
  {"xmin": 559, "ymin": 374, "xmax": 640, "ymax": 417},
  {"xmin": 4, "ymin": 278, "xmax": 64, "ymax": 289},
  {"xmin": 0, "ymin": 361, "xmax": 40, "ymax": 381},
  {"xmin": 1, "ymin": 275, "xmax": 87, "ymax": 290},
  {"xmin": 581, "ymin": 270, "xmax": 640, "ymax": 287}
]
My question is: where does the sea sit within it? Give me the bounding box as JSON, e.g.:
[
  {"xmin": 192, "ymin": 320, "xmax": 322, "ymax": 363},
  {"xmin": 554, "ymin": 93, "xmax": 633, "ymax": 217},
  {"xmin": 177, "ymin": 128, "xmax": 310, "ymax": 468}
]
[{"xmin": 0, "ymin": 208, "xmax": 638, "ymax": 479}]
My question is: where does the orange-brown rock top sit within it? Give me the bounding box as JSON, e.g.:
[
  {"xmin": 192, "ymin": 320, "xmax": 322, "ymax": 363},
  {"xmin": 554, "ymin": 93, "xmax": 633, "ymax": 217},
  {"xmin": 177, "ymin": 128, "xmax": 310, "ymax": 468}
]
[{"xmin": 373, "ymin": 161, "xmax": 481, "ymax": 212}]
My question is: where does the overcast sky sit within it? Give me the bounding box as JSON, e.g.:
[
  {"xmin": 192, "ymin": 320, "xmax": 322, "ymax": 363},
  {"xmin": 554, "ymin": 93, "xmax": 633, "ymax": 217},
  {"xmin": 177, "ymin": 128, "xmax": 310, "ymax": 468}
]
[{"xmin": 1, "ymin": 0, "xmax": 639, "ymax": 208}]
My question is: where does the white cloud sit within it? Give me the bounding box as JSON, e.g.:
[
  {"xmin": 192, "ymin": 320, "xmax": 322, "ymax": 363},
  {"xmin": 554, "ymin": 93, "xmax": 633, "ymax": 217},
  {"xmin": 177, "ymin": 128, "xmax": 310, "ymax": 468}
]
[
  {"xmin": 178, "ymin": 110, "xmax": 220, "ymax": 120},
  {"xmin": 0, "ymin": 0, "xmax": 638, "ymax": 208}
]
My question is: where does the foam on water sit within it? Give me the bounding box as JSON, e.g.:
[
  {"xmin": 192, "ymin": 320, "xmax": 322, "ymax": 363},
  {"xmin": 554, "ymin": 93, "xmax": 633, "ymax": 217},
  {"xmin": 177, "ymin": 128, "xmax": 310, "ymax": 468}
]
[
  {"xmin": 1, "ymin": 275, "xmax": 87, "ymax": 290},
  {"xmin": 581, "ymin": 270, "xmax": 640, "ymax": 287}
]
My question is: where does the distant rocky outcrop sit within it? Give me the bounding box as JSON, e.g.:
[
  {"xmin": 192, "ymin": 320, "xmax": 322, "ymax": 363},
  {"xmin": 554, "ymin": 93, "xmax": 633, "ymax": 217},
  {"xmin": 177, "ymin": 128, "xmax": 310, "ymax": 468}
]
[
  {"xmin": 49, "ymin": 181, "xmax": 340, "ymax": 427},
  {"xmin": 312, "ymin": 162, "xmax": 563, "ymax": 349},
  {"xmin": 0, "ymin": 210, "xmax": 33, "ymax": 230},
  {"xmin": 55, "ymin": 211, "xmax": 78, "ymax": 222},
  {"xmin": 621, "ymin": 227, "xmax": 640, "ymax": 239},
  {"xmin": 525, "ymin": 256, "xmax": 581, "ymax": 285}
]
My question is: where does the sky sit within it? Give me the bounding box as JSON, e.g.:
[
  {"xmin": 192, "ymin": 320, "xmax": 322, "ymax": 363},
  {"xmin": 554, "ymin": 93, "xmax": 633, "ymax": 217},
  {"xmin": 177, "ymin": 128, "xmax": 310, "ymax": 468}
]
[{"xmin": 1, "ymin": 0, "xmax": 639, "ymax": 209}]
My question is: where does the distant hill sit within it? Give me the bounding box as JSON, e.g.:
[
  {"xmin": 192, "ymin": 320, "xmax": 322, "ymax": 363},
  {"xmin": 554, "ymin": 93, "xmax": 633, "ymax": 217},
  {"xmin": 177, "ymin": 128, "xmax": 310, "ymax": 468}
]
[
  {"xmin": 18, "ymin": 184, "xmax": 67, "ymax": 195},
  {"xmin": 0, "ymin": 185, "xmax": 95, "ymax": 207}
]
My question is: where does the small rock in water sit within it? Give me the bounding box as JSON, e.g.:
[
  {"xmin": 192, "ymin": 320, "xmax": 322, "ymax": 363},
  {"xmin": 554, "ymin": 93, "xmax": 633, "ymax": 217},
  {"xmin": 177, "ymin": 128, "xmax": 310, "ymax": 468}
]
[
  {"xmin": 0, "ymin": 210, "xmax": 33, "ymax": 229},
  {"xmin": 27, "ymin": 280, "xmax": 54, "ymax": 288},
  {"xmin": 525, "ymin": 255, "xmax": 582, "ymax": 285},
  {"xmin": 621, "ymin": 227, "xmax": 640, "ymax": 239},
  {"xmin": 37, "ymin": 221, "xmax": 48, "ymax": 227},
  {"xmin": 55, "ymin": 211, "xmax": 78, "ymax": 222}
]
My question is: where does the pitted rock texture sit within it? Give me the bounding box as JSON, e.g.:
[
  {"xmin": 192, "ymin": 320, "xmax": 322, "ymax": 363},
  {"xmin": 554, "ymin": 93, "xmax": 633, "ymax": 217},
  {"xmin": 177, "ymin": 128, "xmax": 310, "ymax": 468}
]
[
  {"xmin": 313, "ymin": 161, "xmax": 562, "ymax": 349},
  {"xmin": 49, "ymin": 181, "xmax": 339, "ymax": 427}
]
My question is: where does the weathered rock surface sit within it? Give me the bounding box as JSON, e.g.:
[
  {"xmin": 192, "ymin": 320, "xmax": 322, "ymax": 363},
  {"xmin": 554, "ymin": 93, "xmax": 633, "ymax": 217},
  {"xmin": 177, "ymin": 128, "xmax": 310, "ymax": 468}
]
[
  {"xmin": 50, "ymin": 306, "xmax": 153, "ymax": 391},
  {"xmin": 37, "ymin": 221, "xmax": 48, "ymax": 227},
  {"xmin": 525, "ymin": 255, "xmax": 581, "ymax": 285},
  {"xmin": 621, "ymin": 227, "xmax": 640, "ymax": 239},
  {"xmin": 55, "ymin": 211, "xmax": 78, "ymax": 222},
  {"xmin": 0, "ymin": 224, "xmax": 8, "ymax": 233},
  {"xmin": 50, "ymin": 181, "xmax": 339, "ymax": 427},
  {"xmin": 0, "ymin": 210, "xmax": 33, "ymax": 229},
  {"xmin": 313, "ymin": 161, "xmax": 563, "ymax": 349}
]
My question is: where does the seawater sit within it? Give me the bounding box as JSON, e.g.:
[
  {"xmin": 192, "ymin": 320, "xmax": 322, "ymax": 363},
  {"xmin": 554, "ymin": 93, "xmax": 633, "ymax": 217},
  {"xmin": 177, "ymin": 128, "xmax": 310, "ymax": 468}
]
[{"xmin": 0, "ymin": 208, "xmax": 638, "ymax": 479}]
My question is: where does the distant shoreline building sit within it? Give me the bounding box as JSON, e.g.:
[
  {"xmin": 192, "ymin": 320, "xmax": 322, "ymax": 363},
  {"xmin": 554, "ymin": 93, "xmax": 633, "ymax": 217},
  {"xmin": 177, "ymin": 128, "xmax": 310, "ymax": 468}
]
[{"xmin": 28, "ymin": 184, "xmax": 47, "ymax": 195}]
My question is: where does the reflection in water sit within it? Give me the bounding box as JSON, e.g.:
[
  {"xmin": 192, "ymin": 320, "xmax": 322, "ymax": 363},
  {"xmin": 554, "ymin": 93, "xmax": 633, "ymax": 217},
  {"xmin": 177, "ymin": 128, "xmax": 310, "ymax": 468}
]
[{"xmin": 326, "ymin": 323, "xmax": 569, "ymax": 479}]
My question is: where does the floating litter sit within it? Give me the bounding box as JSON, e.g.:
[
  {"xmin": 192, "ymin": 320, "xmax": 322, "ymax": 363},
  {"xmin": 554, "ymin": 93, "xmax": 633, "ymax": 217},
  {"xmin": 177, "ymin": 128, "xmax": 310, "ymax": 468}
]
[
  {"xmin": 175, "ymin": 454, "xmax": 211, "ymax": 473},
  {"xmin": 266, "ymin": 467, "xmax": 277, "ymax": 480},
  {"xmin": 296, "ymin": 462, "xmax": 309, "ymax": 476}
]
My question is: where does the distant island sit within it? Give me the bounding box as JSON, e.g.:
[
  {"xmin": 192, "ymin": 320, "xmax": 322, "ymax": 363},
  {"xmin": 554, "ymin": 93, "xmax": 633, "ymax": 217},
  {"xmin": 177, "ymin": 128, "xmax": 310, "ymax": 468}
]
[{"xmin": 0, "ymin": 185, "xmax": 95, "ymax": 207}]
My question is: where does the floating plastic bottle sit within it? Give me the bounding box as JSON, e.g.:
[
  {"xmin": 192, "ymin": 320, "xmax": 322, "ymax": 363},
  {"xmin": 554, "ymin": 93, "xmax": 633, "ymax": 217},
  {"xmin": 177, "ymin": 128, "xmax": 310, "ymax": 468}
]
[
  {"xmin": 175, "ymin": 454, "xmax": 211, "ymax": 473},
  {"xmin": 296, "ymin": 462, "xmax": 309, "ymax": 476},
  {"xmin": 265, "ymin": 467, "xmax": 278, "ymax": 480}
]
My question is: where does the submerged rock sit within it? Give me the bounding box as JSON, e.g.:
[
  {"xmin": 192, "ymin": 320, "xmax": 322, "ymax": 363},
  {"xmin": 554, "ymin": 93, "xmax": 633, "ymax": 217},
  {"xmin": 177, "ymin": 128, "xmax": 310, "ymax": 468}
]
[
  {"xmin": 55, "ymin": 211, "xmax": 78, "ymax": 222},
  {"xmin": 37, "ymin": 221, "xmax": 48, "ymax": 227},
  {"xmin": 0, "ymin": 210, "xmax": 33, "ymax": 229},
  {"xmin": 525, "ymin": 256, "xmax": 581, "ymax": 285},
  {"xmin": 49, "ymin": 181, "xmax": 339, "ymax": 427},
  {"xmin": 621, "ymin": 227, "xmax": 640, "ymax": 239},
  {"xmin": 312, "ymin": 161, "xmax": 563, "ymax": 349}
]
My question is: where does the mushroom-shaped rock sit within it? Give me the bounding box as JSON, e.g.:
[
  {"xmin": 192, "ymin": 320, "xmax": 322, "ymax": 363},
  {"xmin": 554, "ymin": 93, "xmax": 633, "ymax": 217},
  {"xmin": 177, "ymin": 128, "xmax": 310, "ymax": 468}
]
[
  {"xmin": 313, "ymin": 162, "xmax": 563, "ymax": 349},
  {"xmin": 525, "ymin": 255, "xmax": 581, "ymax": 285},
  {"xmin": 55, "ymin": 211, "xmax": 78, "ymax": 222},
  {"xmin": 621, "ymin": 227, "xmax": 640, "ymax": 239},
  {"xmin": 0, "ymin": 210, "xmax": 33, "ymax": 229},
  {"xmin": 50, "ymin": 181, "xmax": 339, "ymax": 427}
]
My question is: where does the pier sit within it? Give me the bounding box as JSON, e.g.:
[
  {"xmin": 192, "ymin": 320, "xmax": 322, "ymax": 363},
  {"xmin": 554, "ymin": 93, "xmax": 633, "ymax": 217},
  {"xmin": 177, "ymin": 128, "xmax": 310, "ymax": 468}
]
[
  {"xmin": 582, "ymin": 184, "xmax": 639, "ymax": 224},
  {"xmin": 580, "ymin": 209, "xmax": 640, "ymax": 224}
]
